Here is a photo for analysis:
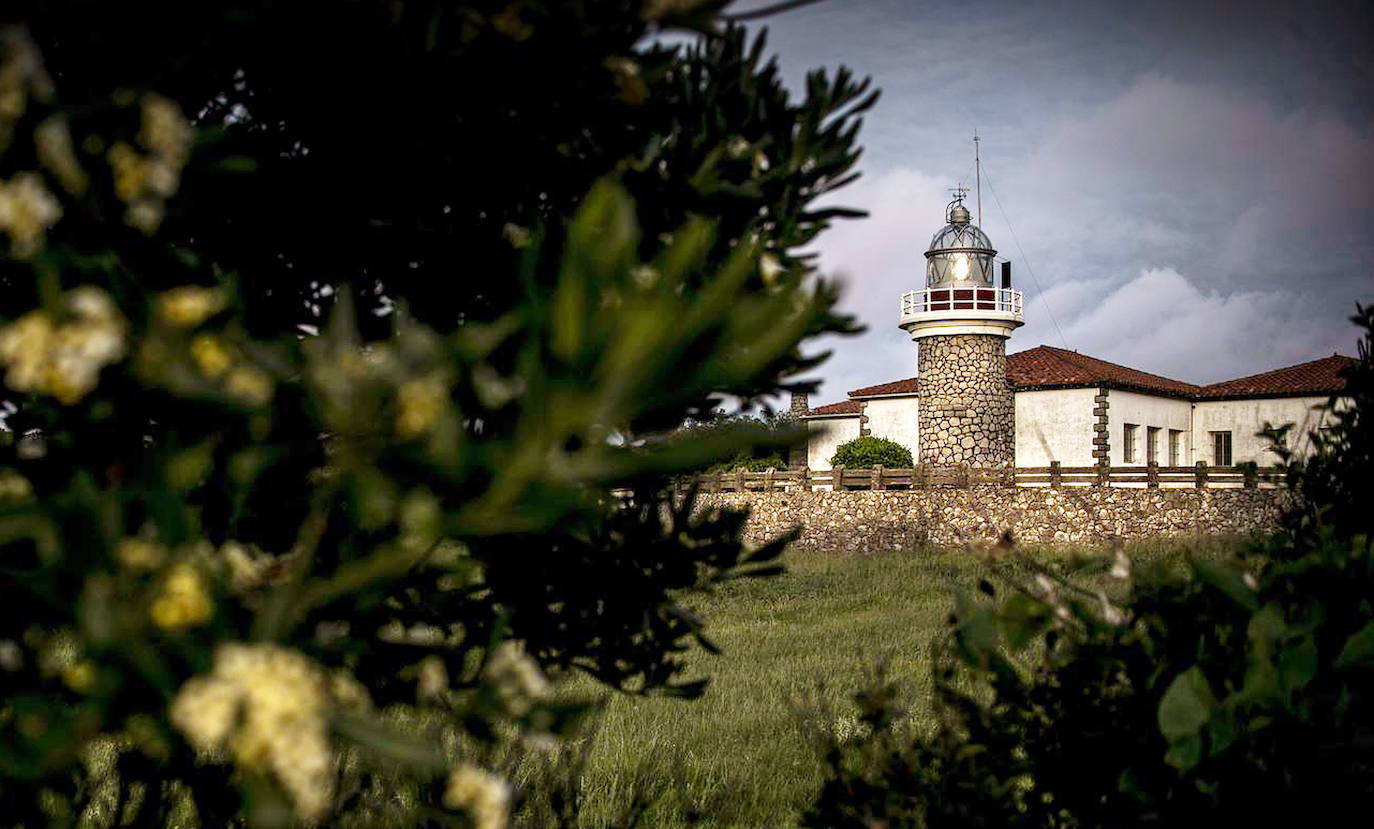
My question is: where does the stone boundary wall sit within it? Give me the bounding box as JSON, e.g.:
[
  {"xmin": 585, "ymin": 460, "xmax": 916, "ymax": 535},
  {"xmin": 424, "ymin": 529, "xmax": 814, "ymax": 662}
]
[{"xmin": 695, "ymin": 487, "xmax": 1286, "ymax": 550}]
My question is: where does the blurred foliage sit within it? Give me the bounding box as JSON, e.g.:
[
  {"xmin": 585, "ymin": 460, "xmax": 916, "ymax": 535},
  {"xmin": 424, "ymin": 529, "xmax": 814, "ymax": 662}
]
[
  {"xmin": 801, "ymin": 307, "xmax": 1374, "ymax": 826},
  {"xmin": 0, "ymin": 3, "xmax": 876, "ymax": 826},
  {"xmin": 828, "ymin": 434, "xmax": 913, "ymax": 469}
]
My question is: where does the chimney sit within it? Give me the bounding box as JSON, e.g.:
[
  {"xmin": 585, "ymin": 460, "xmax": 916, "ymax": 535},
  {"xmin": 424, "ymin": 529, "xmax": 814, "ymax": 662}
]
[{"xmin": 788, "ymin": 391, "xmax": 809, "ymax": 469}]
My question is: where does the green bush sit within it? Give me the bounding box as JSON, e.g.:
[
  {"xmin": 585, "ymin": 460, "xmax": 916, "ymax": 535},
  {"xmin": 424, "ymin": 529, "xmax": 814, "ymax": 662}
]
[
  {"xmin": 0, "ymin": 6, "xmax": 876, "ymax": 827},
  {"xmin": 803, "ymin": 306, "xmax": 1374, "ymax": 825},
  {"xmin": 709, "ymin": 451, "xmax": 787, "ymax": 473},
  {"xmin": 829, "ymin": 435, "xmax": 913, "ymax": 469}
]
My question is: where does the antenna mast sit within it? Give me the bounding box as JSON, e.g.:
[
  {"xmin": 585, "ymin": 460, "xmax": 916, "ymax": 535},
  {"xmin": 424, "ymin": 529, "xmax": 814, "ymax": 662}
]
[{"xmin": 974, "ymin": 129, "xmax": 982, "ymax": 226}]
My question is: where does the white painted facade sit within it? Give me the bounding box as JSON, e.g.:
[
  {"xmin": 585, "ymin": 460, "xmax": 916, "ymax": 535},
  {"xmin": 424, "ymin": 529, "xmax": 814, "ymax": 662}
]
[
  {"xmin": 1107, "ymin": 390, "xmax": 1193, "ymax": 466},
  {"xmin": 1191, "ymin": 397, "xmax": 1332, "ymax": 466},
  {"xmin": 1014, "ymin": 388, "xmax": 1098, "ymax": 467},
  {"xmin": 805, "ymin": 415, "xmax": 861, "ymax": 471},
  {"xmin": 860, "ymin": 396, "xmax": 920, "ymax": 461},
  {"xmin": 806, "ymin": 388, "xmax": 1344, "ymax": 473}
]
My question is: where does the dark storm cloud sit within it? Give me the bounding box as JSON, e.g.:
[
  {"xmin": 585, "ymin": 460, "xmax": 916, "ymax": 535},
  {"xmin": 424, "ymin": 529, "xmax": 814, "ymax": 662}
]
[{"xmin": 726, "ymin": 0, "xmax": 1374, "ymax": 402}]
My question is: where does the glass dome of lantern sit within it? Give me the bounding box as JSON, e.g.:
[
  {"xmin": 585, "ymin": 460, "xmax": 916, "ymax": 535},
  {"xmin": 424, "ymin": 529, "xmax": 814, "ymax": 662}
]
[{"xmin": 924, "ymin": 197, "xmax": 997, "ymax": 288}]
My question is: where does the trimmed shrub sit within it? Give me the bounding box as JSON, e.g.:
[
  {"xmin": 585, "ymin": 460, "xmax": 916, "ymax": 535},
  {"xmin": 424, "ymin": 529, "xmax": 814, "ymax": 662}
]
[{"xmin": 829, "ymin": 435, "xmax": 913, "ymax": 469}]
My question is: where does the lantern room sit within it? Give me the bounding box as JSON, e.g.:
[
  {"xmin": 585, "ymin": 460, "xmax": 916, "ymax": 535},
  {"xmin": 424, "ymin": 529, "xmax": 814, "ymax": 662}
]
[
  {"xmin": 925, "ymin": 200, "xmax": 997, "ymax": 287},
  {"xmin": 899, "ymin": 195, "xmax": 1024, "ymax": 340}
]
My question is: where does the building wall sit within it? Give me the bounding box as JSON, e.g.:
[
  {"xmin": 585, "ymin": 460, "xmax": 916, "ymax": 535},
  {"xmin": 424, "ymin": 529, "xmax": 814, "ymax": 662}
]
[
  {"xmin": 1013, "ymin": 388, "xmax": 1097, "ymax": 467},
  {"xmin": 806, "ymin": 416, "xmax": 861, "ymax": 471},
  {"xmin": 861, "ymin": 396, "xmax": 920, "ymax": 461},
  {"xmin": 1106, "ymin": 390, "xmax": 1193, "ymax": 466},
  {"xmin": 1192, "ymin": 396, "xmax": 1332, "ymax": 466},
  {"xmin": 696, "ymin": 487, "xmax": 1284, "ymax": 550},
  {"xmin": 917, "ymin": 334, "xmax": 1015, "ymax": 467}
]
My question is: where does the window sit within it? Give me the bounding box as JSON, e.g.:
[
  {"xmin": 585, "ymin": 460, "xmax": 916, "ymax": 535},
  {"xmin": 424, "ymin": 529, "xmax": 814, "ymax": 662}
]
[
  {"xmin": 1211, "ymin": 431, "xmax": 1233, "ymax": 467},
  {"xmin": 1146, "ymin": 427, "xmax": 1160, "ymax": 465},
  {"xmin": 1123, "ymin": 423, "xmax": 1139, "ymax": 463},
  {"xmin": 1168, "ymin": 429, "xmax": 1183, "ymax": 466}
]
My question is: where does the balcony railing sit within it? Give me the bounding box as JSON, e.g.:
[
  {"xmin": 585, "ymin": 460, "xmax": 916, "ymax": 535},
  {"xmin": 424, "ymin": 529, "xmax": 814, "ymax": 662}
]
[{"xmin": 900, "ymin": 286, "xmax": 1023, "ymax": 317}]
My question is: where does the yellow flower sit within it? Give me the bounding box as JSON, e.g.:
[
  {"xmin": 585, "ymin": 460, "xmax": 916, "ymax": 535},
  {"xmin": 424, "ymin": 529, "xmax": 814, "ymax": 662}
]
[
  {"xmin": 395, "ymin": 376, "xmax": 447, "ymax": 439},
  {"xmin": 0, "ymin": 171, "xmax": 62, "ymax": 258},
  {"xmin": 0, "ymin": 467, "xmax": 33, "ymax": 500},
  {"xmin": 224, "ymin": 365, "xmax": 273, "ymax": 406},
  {"xmin": 158, "ymin": 286, "xmax": 227, "ymax": 328},
  {"xmin": 149, "ymin": 563, "xmax": 213, "ymax": 630},
  {"xmin": 190, "ymin": 333, "xmax": 234, "ymax": 378},
  {"xmin": 62, "ymin": 659, "xmax": 96, "ymax": 693},
  {"xmin": 170, "ymin": 643, "xmax": 334, "ymax": 822},
  {"xmin": 0, "ymin": 287, "xmax": 126, "ymax": 404},
  {"xmin": 139, "ymin": 93, "xmax": 193, "ymax": 164},
  {"xmin": 444, "ymin": 764, "xmax": 511, "ymax": 829},
  {"xmin": 117, "ymin": 537, "xmax": 165, "ymax": 569}
]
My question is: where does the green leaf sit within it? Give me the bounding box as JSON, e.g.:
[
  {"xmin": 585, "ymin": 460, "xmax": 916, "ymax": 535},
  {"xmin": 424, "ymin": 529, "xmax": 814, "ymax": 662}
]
[
  {"xmin": 331, "ymin": 711, "xmax": 448, "ymax": 773},
  {"xmin": 1335, "ymin": 620, "xmax": 1374, "ymax": 670},
  {"xmin": 999, "ymin": 593, "xmax": 1052, "ymax": 651},
  {"xmin": 1158, "ymin": 666, "xmax": 1216, "ymax": 741},
  {"xmin": 1164, "ymin": 733, "xmax": 1204, "ymax": 771},
  {"xmin": 1192, "ymin": 559, "xmax": 1259, "ymax": 610},
  {"xmin": 1278, "ymin": 634, "xmax": 1319, "ymax": 696}
]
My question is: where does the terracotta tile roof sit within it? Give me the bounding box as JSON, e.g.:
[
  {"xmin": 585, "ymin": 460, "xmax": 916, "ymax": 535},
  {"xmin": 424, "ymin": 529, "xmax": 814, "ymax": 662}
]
[
  {"xmin": 805, "ymin": 400, "xmax": 861, "ymax": 417},
  {"xmin": 824, "ymin": 348, "xmax": 1354, "ymax": 412},
  {"xmin": 1006, "ymin": 345, "xmax": 1201, "ymax": 397},
  {"xmin": 1195, "ymin": 354, "xmax": 1355, "ymax": 399},
  {"xmin": 848, "ymin": 377, "xmax": 919, "ymax": 397}
]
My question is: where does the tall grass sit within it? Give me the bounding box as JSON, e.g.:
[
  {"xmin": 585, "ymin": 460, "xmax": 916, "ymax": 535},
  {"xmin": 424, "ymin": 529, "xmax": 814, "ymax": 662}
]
[{"xmin": 554, "ymin": 538, "xmax": 1247, "ymax": 828}]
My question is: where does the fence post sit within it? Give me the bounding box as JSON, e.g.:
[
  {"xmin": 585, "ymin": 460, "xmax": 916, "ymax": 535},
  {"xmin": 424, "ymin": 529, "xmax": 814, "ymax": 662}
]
[
  {"xmin": 1243, "ymin": 464, "xmax": 1257, "ymax": 489},
  {"xmin": 735, "ymin": 468, "xmax": 747, "ymax": 492},
  {"xmin": 1050, "ymin": 460, "xmax": 1062, "ymax": 488},
  {"xmin": 832, "ymin": 465, "xmax": 845, "ymax": 491},
  {"xmin": 1194, "ymin": 461, "xmax": 1208, "ymax": 489},
  {"xmin": 959, "ymin": 463, "xmax": 971, "ymax": 488},
  {"xmin": 1096, "ymin": 463, "xmax": 1110, "ymax": 487},
  {"xmin": 872, "ymin": 464, "xmax": 885, "ymax": 491},
  {"xmin": 798, "ymin": 465, "xmax": 811, "ymax": 492},
  {"xmin": 914, "ymin": 463, "xmax": 928, "ymax": 488},
  {"xmin": 764, "ymin": 468, "xmax": 776, "ymax": 492},
  {"xmin": 1147, "ymin": 461, "xmax": 1159, "ymax": 489}
]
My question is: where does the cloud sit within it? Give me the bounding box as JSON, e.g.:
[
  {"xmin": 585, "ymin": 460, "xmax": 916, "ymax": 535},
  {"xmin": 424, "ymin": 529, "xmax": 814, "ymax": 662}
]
[{"xmin": 800, "ymin": 73, "xmax": 1372, "ymax": 403}]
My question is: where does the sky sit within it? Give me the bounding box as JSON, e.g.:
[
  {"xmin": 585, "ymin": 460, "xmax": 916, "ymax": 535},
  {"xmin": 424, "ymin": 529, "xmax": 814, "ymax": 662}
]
[{"xmin": 725, "ymin": 0, "xmax": 1374, "ymax": 406}]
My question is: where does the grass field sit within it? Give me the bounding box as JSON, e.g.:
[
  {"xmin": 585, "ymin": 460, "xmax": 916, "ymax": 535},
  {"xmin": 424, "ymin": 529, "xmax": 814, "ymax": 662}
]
[{"xmin": 550, "ymin": 539, "xmax": 1236, "ymax": 828}]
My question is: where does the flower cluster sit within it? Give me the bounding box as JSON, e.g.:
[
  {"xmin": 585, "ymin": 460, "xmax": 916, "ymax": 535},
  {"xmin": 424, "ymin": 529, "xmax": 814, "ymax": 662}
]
[
  {"xmin": 170, "ymin": 643, "xmax": 336, "ymax": 822},
  {"xmin": 0, "ymin": 171, "xmax": 61, "ymax": 257},
  {"xmin": 149, "ymin": 563, "xmax": 213, "ymax": 631},
  {"xmin": 443, "ymin": 763, "xmax": 511, "ymax": 829},
  {"xmin": 107, "ymin": 93, "xmax": 192, "ymax": 233},
  {"xmin": 0, "ymin": 286, "xmax": 126, "ymax": 404},
  {"xmin": 483, "ymin": 640, "xmax": 550, "ymax": 717}
]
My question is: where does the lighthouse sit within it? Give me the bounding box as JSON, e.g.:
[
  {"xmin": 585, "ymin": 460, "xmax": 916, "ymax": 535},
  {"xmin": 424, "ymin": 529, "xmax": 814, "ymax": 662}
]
[{"xmin": 899, "ymin": 194, "xmax": 1023, "ymax": 468}]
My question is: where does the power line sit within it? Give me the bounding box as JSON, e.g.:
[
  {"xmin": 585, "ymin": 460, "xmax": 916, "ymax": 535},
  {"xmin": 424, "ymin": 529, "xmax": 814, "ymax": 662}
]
[{"xmin": 978, "ymin": 161, "xmax": 1070, "ymax": 350}]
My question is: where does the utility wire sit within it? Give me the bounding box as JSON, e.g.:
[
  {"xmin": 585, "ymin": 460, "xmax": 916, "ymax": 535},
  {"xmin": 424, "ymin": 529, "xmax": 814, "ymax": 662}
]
[
  {"xmin": 724, "ymin": 0, "xmax": 831, "ymax": 22},
  {"xmin": 978, "ymin": 161, "xmax": 1071, "ymax": 350}
]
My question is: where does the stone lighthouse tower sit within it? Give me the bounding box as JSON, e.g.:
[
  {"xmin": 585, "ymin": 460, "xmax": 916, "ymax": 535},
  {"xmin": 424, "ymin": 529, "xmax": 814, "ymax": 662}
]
[{"xmin": 899, "ymin": 195, "xmax": 1023, "ymax": 468}]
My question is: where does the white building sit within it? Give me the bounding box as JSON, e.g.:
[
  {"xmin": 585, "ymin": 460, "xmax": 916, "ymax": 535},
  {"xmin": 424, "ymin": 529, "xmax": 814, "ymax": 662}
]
[{"xmin": 804, "ymin": 197, "xmax": 1353, "ymax": 472}]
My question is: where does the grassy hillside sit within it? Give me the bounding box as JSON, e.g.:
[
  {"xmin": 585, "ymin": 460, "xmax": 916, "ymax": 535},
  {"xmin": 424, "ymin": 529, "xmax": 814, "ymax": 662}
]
[{"xmin": 551, "ymin": 540, "xmax": 1239, "ymax": 828}]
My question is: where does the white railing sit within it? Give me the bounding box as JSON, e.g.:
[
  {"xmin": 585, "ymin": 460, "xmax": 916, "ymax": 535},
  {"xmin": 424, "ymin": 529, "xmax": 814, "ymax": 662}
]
[{"xmin": 900, "ymin": 286, "xmax": 1023, "ymax": 317}]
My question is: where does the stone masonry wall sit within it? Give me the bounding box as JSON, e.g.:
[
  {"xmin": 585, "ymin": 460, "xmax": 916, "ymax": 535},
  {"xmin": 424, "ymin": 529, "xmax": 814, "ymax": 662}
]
[
  {"xmin": 696, "ymin": 487, "xmax": 1285, "ymax": 551},
  {"xmin": 917, "ymin": 334, "xmax": 1015, "ymax": 467}
]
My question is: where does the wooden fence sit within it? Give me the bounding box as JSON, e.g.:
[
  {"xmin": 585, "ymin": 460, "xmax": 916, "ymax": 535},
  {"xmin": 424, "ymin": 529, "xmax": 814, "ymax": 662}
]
[{"xmin": 686, "ymin": 461, "xmax": 1285, "ymax": 492}]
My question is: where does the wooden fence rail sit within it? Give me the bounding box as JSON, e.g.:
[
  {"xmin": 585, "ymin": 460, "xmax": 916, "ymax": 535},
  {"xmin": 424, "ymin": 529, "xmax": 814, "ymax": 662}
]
[{"xmin": 683, "ymin": 461, "xmax": 1285, "ymax": 492}]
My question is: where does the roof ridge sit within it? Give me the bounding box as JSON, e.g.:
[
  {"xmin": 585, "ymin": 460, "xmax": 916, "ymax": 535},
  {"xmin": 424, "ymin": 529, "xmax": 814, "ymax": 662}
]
[{"xmin": 1200, "ymin": 353, "xmax": 1356, "ymax": 388}]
